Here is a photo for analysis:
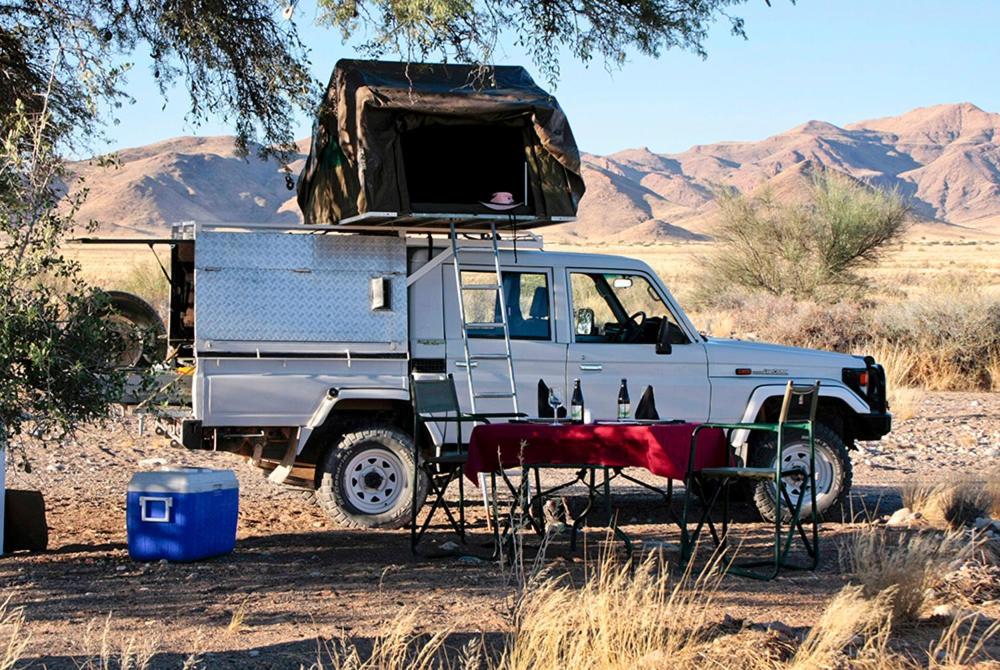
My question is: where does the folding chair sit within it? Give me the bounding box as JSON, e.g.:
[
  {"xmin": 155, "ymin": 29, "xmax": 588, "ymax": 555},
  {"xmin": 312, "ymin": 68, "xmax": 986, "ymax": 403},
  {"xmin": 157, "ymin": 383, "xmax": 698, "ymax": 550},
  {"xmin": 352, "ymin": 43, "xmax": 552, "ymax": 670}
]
[
  {"xmin": 410, "ymin": 373, "xmax": 524, "ymax": 553},
  {"xmin": 681, "ymin": 380, "xmax": 821, "ymax": 579}
]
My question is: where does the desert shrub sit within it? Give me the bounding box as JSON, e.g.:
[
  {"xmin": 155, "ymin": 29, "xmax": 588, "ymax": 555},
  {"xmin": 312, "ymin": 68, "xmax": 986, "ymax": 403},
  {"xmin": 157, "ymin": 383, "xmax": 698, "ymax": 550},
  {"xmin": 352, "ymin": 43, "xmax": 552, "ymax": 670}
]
[
  {"xmin": 690, "ymin": 287, "xmax": 1000, "ymax": 392},
  {"xmin": 701, "ymin": 172, "xmax": 908, "ymax": 303},
  {"xmin": 902, "ymin": 481, "xmax": 992, "ymax": 530},
  {"xmin": 878, "ymin": 280, "xmax": 1000, "ymax": 390},
  {"xmin": 840, "ymin": 527, "xmax": 966, "ymax": 622}
]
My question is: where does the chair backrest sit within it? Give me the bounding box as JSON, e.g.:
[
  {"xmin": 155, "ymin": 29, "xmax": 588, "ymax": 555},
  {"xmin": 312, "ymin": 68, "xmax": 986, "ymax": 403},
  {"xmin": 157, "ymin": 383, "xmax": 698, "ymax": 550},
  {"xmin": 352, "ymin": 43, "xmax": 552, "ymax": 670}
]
[
  {"xmin": 635, "ymin": 385, "xmax": 660, "ymax": 421},
  {"xmin": 537, "ymin": 379, "xmax": 553, "ymax": 417},
  {"xmin": 411, "ymin": 374, "xmax": 461, "ymax": 416},
  {"xmin": 777, "ymin": 380, "xmax": 821, "ymax": 425}
]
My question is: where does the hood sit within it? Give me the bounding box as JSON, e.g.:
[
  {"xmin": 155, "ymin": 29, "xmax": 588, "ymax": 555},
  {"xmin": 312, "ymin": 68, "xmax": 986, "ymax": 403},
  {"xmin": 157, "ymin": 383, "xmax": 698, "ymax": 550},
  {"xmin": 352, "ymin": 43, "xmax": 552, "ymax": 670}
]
[{"xmin": 705, "ymin": 338, "xmax": 864, "ymax": 376}]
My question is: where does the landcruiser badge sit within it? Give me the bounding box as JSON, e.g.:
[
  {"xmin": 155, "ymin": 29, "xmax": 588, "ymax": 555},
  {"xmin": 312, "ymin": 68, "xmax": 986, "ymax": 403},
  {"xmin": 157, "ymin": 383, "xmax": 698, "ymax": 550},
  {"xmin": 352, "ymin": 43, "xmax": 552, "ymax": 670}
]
[{"xmin": 752, "ymin": 368, "xmax": 788, "ymax": 375}]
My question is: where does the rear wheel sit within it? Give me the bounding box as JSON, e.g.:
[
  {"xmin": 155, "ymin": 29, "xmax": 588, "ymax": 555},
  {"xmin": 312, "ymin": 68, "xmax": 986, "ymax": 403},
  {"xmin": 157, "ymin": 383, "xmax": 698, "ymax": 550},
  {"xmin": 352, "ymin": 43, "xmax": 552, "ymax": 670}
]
[
  {"xmin": 749, "ymin": 423, "xmax": 852, "ymax": 522},
  {"xmin": 315, "ymin": 424, "xmax": 427, "ymax": 529}
]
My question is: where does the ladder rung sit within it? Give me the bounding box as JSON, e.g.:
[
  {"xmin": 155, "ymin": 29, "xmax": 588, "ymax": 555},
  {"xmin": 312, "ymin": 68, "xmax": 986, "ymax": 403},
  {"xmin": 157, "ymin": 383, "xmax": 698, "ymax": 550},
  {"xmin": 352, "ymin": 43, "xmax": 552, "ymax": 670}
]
[
  {"xmin": 474, "ymin": 392, "xmax": 516, "ymax": 399},
  {"xmin": 465, "ymin": 322, "xmax": 503, "ymax": 329},
  {"xmin": 461, "ymin": 283, "xmax": 502, "ymax": 291},
  {"xmin": 469, "ymin": 353, "xmax": 511, "ymax": 360}
]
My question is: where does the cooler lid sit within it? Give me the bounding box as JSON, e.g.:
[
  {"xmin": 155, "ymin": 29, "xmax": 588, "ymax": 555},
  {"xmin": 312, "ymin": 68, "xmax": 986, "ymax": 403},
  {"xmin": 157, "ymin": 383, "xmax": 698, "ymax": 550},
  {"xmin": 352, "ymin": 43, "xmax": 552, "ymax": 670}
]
[{"xmin": 128, "ymin": 467, "xmax": 239, "ymax": 494}]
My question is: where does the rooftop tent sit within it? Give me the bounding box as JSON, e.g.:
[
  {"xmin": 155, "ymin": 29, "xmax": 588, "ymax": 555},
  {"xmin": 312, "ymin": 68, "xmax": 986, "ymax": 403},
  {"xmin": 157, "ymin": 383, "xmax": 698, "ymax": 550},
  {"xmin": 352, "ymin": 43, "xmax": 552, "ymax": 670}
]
[{"xmin": 296, "ymin": 60, "xmax": 586, "ymax": 229}]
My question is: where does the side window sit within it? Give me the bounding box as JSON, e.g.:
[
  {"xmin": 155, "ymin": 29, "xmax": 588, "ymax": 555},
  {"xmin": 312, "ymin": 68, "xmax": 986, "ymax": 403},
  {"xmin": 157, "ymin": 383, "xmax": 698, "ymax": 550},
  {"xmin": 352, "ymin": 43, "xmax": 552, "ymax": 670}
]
[
  {"xmin": 570, "ymin": 271, "xmax": 687, "ymax": 345},
  {"xmin": 460, "ymin": 271, "xmax": 551, "ymax": 340}
]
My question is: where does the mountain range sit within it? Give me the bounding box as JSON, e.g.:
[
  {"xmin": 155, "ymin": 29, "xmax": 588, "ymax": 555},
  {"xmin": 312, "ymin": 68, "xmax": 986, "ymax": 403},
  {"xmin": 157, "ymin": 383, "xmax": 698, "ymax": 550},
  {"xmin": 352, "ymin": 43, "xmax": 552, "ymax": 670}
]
[{"xmin": 69, "ymin": 102, "xmax": 1000, "ymax": 241}]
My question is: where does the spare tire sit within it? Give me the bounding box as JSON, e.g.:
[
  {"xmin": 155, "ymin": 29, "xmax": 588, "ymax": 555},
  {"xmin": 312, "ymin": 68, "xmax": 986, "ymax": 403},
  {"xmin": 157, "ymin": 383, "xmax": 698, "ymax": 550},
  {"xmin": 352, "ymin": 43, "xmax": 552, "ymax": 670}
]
[{"xmin": 102, "ymin": 290, "xmax": 167, "ymax": 368}]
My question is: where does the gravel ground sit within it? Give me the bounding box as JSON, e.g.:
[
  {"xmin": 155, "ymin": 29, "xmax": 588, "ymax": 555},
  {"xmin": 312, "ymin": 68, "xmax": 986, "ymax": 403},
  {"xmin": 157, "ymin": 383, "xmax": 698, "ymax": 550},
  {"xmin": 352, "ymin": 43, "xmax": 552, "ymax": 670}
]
[{"xmin": 1, "ymin": 391, "xmax": 998, "ymax": 668}]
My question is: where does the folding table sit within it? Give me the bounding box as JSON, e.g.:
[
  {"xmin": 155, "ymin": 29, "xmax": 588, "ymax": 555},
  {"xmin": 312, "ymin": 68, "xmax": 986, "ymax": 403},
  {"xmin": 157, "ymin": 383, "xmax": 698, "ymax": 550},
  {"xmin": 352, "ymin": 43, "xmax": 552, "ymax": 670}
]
[{"xmin": 465, "ymin": 420, "xmax": 728, "ymax": 558}]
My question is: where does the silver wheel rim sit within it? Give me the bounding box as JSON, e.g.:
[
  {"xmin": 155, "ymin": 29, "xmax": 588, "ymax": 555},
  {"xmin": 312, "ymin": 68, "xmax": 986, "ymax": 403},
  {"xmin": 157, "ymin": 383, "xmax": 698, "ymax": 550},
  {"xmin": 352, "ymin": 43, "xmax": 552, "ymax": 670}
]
[
  {"xmin": 769, "ymin": 442, "xmax": 836, "ymax": 508},
  {"xmin": 343, "ymin": 447, "xmax": 406, "ymax": 514}
]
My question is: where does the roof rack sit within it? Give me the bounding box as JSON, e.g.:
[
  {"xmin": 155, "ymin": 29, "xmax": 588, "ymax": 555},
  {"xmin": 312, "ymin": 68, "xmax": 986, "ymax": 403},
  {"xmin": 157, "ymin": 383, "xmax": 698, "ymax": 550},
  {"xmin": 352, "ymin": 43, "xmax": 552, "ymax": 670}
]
[{"xmin": 336, "ymin": 211, "xmax": 574, "ymax": 232}]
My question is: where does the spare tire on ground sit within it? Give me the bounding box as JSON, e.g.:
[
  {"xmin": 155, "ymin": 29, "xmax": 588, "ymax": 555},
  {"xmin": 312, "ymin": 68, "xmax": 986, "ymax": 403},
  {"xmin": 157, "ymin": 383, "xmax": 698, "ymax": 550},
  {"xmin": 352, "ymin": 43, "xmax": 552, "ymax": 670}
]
[{"xmin": 101, "ymin": 290, "xmax": 167, "ymax": 369}]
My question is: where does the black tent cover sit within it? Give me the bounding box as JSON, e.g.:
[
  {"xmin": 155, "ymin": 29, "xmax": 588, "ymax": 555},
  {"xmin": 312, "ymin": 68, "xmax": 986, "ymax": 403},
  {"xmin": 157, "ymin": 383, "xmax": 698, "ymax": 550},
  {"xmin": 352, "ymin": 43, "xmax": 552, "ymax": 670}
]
[{"xmin": 296, "ymin": 60, "xmax": 586, "ymax": 227}]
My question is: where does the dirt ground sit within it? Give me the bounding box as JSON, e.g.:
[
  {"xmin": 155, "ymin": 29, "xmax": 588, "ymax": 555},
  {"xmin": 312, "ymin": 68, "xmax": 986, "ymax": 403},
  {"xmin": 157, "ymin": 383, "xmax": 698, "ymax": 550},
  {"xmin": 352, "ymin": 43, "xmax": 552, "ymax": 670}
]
[{"xmin": 2, "ymin": 391, "xmax": 999, "ymax": 668}]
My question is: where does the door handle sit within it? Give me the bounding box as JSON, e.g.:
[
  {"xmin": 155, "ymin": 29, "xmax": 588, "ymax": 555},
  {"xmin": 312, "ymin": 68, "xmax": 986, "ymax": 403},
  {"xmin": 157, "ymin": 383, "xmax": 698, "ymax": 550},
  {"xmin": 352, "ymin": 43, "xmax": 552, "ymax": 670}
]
[
  {"xmin": 579, "ymin": 363, "xmax": 603, "ymax": 371},
  {"xmin": 455, "ymin": 361, "xmax": 478, "ymax": 368}
]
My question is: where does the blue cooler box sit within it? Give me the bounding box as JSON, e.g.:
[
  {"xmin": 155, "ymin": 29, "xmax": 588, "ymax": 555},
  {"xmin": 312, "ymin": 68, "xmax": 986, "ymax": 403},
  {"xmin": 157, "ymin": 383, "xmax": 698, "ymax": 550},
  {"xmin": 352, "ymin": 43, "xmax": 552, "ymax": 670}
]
[{"xmin": 127, "ymin": 468, "xmax": 239, "ymax": 561}]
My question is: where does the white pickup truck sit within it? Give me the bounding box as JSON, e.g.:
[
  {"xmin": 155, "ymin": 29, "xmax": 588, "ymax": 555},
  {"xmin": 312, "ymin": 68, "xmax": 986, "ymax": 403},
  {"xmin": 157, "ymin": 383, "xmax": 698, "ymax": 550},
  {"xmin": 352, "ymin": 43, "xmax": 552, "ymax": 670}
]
[{"xmin": 152, "ymin": 222, "xmax": 890, "ymax": 529}]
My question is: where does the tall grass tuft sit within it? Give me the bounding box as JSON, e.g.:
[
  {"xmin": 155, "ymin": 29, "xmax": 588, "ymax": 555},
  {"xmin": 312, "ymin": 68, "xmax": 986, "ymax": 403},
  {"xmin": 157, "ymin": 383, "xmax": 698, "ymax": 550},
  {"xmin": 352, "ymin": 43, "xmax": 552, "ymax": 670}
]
[
  {"xmin": 0, "ymin": 597, "xmax": 29, "ymax": 670},
  {"xmin": 314, "ymin": 609, "xmax": 451, "ymax": 670},
  {"xmin": 840, "ymin": 527, "xmax": 966, "ymax": 622},
  {"xmin": 499, "ymin": 552, "xmax": 724, "ymax": 670},
  {"xmin": 79, "ymin": 613, "xmax": 157, "ymax": 670},
  {"xmin": 789, "ymin": 585, "xmax": 895, "ymax": 669},
  {"xmin": 902, "ymin": 481, "xmax": 992, "ymax": 530}
]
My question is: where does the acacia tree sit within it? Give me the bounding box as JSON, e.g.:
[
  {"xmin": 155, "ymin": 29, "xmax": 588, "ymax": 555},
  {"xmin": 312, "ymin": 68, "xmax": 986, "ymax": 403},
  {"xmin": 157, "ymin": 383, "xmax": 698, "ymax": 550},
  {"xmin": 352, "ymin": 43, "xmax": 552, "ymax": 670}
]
[{"xmin": 704, "ymin": 172, "xmax": 910, "ymax": 301}]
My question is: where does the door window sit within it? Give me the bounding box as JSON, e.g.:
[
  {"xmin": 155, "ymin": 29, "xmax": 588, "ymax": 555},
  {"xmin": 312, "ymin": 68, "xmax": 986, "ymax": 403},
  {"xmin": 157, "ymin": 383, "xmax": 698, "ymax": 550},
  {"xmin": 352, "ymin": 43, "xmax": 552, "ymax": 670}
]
[
  {"xmin": 570, "ymin": 272, "xmax": 687, "ymax": 344},
  {"xmin": 460, "ymin": 271, "xmax": 551, "ymax": 340}
]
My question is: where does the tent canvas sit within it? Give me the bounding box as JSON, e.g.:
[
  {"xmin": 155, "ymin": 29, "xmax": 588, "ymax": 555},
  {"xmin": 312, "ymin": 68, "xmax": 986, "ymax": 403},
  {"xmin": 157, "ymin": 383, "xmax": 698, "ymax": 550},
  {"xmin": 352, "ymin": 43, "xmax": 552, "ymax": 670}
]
[{"xmin": 296, "ymin": 60, "xmax": 585, "ymax": 229}]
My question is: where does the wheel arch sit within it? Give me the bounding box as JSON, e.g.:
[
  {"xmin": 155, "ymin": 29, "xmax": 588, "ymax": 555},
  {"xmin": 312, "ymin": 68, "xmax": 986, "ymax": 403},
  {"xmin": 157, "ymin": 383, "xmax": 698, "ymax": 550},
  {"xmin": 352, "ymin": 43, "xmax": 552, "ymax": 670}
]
[{"xmin": 732, "ymin": 382, "xmax": 870, "ymax": 452}]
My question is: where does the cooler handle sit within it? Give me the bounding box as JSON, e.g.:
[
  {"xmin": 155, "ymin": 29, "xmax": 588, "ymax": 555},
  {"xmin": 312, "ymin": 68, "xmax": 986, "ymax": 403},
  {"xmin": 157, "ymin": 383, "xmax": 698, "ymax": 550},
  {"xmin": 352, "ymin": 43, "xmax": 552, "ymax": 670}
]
[{"xmin": 139, "ymin": 496, "xmax": 173, "ymax": 523}]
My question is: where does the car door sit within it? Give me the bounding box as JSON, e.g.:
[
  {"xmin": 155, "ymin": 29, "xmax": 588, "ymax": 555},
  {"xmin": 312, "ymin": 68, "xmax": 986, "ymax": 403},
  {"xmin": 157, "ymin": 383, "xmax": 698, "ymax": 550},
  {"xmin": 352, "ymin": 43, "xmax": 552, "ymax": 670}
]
[
  {"xmin": 443, "ymin": 262, "xmax": 568, "ymax": 417},
  {"xmin": 564, "ymin": 269, "xmax": 711, "ymax": 422}
]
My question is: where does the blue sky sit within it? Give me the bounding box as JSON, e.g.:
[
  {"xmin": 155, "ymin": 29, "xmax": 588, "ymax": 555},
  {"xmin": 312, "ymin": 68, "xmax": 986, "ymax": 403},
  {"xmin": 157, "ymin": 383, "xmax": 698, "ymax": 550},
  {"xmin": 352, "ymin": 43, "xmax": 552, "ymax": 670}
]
[{"xmin": 104, "ymin": 0, "xmax": 1000, "ymax": 156}]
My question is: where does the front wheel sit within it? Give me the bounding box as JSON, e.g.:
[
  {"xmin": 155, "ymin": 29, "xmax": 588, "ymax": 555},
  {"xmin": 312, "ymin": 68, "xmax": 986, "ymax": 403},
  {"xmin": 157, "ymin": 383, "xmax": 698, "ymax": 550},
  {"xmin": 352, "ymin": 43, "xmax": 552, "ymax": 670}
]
[
  {"xmin": 315, "ymin": 424, "xmax": 427, "ymax": 529},
  {"xmin": 749, "ymin": 423, "xmax": 852, "ymax": 522}
]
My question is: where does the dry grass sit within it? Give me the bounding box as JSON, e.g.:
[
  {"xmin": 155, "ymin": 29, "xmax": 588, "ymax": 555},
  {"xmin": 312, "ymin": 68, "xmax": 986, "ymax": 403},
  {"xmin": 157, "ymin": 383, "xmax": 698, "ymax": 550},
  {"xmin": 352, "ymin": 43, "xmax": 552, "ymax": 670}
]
[
  {"xmin": 866, "ymin": 340, "xmax": 925, "ymax": 421},
  {"xmin": 902, "ymin": 481, "xmax": 993, "ymax": 530},
  {"xmin": 309, "ymin": 549, "xmax": 997, "ymax": 669},
  {"xmin": 314, "ymin": 609, "xmax": 452, "ymax": 670},
  {"xmin": 498, "ymin": 553, "xmax": 725, "ymax": 670},
  {"xmin": 788, "ymin": 585, "xmax": 895, "ymax": 669},
  {"xmin": 0, "ymin": 597, "xmax": 29, "ymax": 670},
  {"xmin": 840, "ymin": 527, "xmax": 966, "ymax": 622},
  {"xmin": 987, "ymin": 470, "xmax": 1000, "ymax": 519},
  {"xmin": 928, "ymin": 613, "xmax": 1000, "ymax": 668},
  {"xmin": 79, "ymin": 613, "xmax": 157, "ymax": 670},
  {"xmin": 227, "ymin": 597, "xmax": 250, "ymax": 635}
]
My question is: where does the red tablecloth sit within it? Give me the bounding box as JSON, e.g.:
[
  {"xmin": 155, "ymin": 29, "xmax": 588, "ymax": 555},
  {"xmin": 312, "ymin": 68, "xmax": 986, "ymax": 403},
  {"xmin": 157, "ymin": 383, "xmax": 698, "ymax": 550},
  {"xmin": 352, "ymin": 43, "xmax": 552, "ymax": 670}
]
[{"xmin": 464, "ymin": 422, "xmax": 729, "ymax": 482}]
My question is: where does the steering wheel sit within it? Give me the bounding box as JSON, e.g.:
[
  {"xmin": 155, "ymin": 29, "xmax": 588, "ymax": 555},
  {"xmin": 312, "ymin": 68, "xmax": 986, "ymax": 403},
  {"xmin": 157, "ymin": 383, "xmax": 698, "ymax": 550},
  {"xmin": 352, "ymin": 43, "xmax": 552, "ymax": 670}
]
[{"xmin": 623, "ymin": 311, "xmax": 646, "ymax": 343}]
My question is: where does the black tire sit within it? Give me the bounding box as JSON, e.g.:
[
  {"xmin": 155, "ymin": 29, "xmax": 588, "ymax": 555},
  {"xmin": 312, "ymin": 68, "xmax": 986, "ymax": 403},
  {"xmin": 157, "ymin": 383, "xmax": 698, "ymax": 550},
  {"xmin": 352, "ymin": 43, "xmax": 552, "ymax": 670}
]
[
  {"xmin": 749, "ymin": 423, "xmax": 852, "ymax": 523},
  {"xmin": 315, "ymin": 424, "xmax": 428, "ymax": 530},
  {"xmin": 103, "ymin": 290, "xmax": 167, "ymax": 368}
]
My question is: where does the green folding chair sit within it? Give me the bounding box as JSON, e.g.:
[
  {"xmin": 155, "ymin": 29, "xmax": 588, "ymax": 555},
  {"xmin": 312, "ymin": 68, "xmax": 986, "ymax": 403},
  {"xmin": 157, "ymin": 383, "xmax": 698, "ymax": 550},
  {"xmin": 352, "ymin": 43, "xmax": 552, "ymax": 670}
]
[
  {"xmin": 681, "ymin": 380, "xmax": 821, "ymax": 580},
  {"xmin": 410, "ymin": 373, "xmax": 524, "ymax": 553}
]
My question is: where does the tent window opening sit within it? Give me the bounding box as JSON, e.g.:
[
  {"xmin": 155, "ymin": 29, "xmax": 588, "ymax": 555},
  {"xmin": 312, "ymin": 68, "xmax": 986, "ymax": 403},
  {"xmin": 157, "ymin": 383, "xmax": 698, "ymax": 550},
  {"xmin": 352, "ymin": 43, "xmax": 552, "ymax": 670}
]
[{"xmin": 400, "ymin": 122, "xmax": 533, "ymax": 213}]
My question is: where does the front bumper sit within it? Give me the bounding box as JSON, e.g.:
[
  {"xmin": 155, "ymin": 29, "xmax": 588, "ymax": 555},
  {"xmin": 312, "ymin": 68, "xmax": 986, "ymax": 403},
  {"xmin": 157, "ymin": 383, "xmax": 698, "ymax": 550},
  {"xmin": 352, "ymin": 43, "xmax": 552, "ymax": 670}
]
[{"xmin": 851, "ymin": 412, "xmax": 892, "ymax": 441}]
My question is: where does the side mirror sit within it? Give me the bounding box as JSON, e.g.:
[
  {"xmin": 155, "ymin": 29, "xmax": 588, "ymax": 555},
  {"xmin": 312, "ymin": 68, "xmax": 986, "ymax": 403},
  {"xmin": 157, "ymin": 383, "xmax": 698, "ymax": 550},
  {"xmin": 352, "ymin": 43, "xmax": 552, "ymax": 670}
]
[
  {"xmin": 656, "ymin": 319, "xmax": 672, "ymax": 355},
  {"xmin": 575, "ymin": 308, "xmax": 595, "ymax": 336}
]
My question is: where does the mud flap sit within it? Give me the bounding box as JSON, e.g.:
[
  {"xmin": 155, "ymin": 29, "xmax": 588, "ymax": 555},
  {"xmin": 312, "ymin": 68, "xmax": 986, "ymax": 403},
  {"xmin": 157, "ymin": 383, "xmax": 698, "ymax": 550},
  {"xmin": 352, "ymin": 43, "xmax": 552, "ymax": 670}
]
[{"xmin": 266, "ymin": 432, "xmax": 299, "ymax": 485}]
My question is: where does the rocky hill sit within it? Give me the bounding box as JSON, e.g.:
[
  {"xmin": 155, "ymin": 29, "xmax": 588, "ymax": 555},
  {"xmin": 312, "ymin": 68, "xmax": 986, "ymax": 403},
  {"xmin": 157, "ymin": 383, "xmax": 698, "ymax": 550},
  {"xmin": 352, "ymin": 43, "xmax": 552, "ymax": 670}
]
[{"xmin": 70, "ymin": 103, "xmax": 1000, "ymax": 240}]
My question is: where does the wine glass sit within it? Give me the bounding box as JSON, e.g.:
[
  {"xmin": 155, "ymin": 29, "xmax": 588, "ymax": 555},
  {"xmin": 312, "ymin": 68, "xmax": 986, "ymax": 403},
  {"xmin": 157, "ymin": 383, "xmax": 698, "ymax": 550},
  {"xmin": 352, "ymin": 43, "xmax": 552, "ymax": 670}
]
[{"xmin": 548, "ymin": 388, "xmax": 563, "ymax": 425}]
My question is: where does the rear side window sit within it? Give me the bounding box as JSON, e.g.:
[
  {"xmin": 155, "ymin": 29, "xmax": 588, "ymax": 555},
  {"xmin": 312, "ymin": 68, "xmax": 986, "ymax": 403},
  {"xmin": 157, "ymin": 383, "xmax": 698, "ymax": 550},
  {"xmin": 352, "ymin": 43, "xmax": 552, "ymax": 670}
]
[{"xmin": 460, "ymin": 271, "xmax": 551, "ymax": 340}]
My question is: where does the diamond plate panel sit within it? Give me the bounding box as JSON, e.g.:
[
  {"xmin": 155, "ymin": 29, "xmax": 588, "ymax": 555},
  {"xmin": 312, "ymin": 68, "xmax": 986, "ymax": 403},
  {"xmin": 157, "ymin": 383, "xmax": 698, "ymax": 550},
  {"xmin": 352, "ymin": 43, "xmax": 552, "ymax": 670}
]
[{"xmin": 195, "ymin": 232, "xmax": 407, "ymax": 348}]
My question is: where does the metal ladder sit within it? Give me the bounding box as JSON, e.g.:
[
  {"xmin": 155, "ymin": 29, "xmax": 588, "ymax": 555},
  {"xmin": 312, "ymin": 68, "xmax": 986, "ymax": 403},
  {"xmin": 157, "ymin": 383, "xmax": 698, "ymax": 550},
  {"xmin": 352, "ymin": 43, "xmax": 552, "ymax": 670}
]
[{"xmin": 450, "ymin": 222, "xmax": 519, "ymax": 416}]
